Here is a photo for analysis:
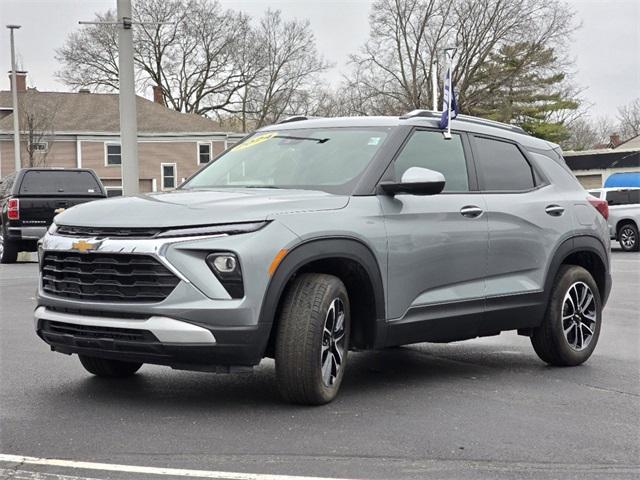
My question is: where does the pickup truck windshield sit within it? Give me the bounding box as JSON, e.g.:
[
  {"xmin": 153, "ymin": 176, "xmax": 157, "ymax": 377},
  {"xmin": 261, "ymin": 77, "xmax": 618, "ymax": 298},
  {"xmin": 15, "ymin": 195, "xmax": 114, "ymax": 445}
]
[
  {"xmin": 18, "ymin": 170, "xmax": 103, "ymax": 196},
  {"xmin": 182, "ymin": 127, "xmax": 390, "ymax": 194}
]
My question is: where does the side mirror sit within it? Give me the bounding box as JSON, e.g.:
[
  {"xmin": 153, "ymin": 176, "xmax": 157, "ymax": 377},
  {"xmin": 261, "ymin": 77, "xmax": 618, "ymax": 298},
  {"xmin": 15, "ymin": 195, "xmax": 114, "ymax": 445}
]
[{"xmin": 380, "ymin": 167, "xmax": 446, "ymax": 196}]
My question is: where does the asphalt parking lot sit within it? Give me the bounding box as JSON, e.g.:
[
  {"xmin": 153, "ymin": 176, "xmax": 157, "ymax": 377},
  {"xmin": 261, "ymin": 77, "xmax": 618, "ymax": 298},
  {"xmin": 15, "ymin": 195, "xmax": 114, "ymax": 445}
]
[{"xmin": 1, "ymin": 249, "xmax": 638, "ymax": 480}]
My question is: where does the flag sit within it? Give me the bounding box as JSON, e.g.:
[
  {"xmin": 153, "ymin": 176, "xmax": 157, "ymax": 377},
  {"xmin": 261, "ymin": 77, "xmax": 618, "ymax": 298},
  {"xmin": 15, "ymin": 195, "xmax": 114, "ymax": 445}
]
[{"xmin": 438, "ymin": 67, "xmax": 457, "ymax": 130}]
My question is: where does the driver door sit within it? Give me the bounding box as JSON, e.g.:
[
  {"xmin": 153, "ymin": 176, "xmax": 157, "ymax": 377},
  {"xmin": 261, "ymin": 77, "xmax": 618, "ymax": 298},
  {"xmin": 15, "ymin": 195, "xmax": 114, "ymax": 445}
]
[{"xmin": 379, "ymin": 129, "xmax": 489, "ymax": 344}]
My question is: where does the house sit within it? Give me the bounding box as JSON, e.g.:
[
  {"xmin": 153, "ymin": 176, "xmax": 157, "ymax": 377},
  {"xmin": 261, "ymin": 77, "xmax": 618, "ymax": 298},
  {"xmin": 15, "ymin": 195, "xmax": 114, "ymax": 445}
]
[
  {"xmin": 0, "ymin": 72, "xmax": 244, "ymax": 195},
  {"xmin": 563, "ymin": 134, "xmax": 640, "ymax": 189}
]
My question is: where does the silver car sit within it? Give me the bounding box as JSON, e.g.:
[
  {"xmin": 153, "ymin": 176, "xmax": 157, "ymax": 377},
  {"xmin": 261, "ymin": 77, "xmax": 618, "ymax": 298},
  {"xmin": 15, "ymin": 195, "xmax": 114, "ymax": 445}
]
[
  {"xmin": 588, "ymin": 187, "xmax": 640, "ymax": 252},
  {"xmin": 35, "ymin": 112, "xmax": 613, "ymax": 404}
]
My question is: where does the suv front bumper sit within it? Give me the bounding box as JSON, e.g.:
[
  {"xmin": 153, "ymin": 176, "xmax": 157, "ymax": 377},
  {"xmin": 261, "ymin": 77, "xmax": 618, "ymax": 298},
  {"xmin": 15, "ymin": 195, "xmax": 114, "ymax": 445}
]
[{"xmin": 34, "ymin": 222, "xmax": 299, "ymax": 369}]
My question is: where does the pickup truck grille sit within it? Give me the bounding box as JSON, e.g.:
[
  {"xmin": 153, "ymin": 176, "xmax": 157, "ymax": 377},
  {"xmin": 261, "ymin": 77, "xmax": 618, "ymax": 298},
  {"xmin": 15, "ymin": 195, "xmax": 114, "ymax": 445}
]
[
  {"xmin": 41, "ymin": 252, "xmax": 180, "ymax": 302},
  {"xmin": 56, "ymin": 225, "xmax": 162, "ymax": 238}
]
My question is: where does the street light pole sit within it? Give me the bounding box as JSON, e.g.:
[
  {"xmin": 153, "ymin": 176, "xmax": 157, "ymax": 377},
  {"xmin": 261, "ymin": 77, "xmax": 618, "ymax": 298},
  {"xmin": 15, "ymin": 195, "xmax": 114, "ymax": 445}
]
[
  {"xmin": 116, "ymin": 0, "xmax": 139, "ymax": 196},
  {"xmin": 7, "ymin": 24, "xmax": 21, "ymax": 174}
]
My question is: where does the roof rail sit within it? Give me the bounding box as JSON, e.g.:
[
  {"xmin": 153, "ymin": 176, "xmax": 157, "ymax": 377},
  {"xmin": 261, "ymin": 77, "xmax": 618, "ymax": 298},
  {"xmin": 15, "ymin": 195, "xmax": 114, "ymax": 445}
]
[
  {"xmin": 400, "ymin": 109, "xmax": 527, "ymax": 135},
  {"xmin": 278, "ymin": 115, "xmax": 310, "ymax": 124},
  {"xmin": 399, "ymin": 109, "xmax": 439, "ymax": 120}
]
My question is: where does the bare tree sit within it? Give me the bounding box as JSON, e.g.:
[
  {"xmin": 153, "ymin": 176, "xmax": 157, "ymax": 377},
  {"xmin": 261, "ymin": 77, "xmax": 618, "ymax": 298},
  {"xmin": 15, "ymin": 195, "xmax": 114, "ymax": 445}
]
[
  {"xmin": 237, "ymin": 10, "xmax": 331, "ymax": 130},
  {"xmin": 562, "ymin": 117, "xmax": 598, "ymax": 151},
  {"xmin": 19, "ymin": 92, "xmax": 59, "ymax": 167},
  {"xmin": 56, "ymin": 0, "xmax": 255, "ymax": 116},
  {"xmin": 617, "ymin": 98, "xmax": 640, "ymax": 140},
  {"xmin": 344, "ymin": 0, "xmax": 577, "ymax": 121}
]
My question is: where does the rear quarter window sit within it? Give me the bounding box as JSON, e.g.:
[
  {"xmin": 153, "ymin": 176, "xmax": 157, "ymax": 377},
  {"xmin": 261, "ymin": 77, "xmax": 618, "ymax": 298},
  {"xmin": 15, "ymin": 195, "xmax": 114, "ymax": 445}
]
[
  {"xmin": 473, "ymin": 137, "xmax": 536, "ymax": 191},
  {"xmin": 19, "ymin": 171, "xmax": 103, "ymax": 196}
]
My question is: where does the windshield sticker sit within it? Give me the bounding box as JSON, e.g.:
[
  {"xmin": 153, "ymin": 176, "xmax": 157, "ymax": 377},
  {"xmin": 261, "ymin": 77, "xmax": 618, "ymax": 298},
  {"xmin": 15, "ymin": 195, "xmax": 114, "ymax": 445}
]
[
  {"xmin": 233, "ymin": 132, "xmax": 279, "ymax": 151},
  {"xmin": 368, "ymin": 137, "xmax": 381, "ymax": 146},
  {"xmin": 88, "ymin": 189, "xmax": 95, "ymax": 193}
]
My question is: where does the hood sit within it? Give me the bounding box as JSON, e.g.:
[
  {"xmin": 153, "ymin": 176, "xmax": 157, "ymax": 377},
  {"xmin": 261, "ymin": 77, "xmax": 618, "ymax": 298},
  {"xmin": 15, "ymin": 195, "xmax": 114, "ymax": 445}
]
[{"xmin": 54, "ymin": 188, "xmax": 349, "ymax": 228}]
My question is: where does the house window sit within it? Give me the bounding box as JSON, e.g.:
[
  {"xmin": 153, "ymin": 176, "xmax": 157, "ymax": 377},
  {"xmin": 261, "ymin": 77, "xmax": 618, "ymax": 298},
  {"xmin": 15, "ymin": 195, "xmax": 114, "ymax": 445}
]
[
  {"xmin": 31, "ymin": 142, "xmax": 48, "ymax": 152},
  {"xmin": 105, "ymin": 186, "xmax": 123, "ymax": 197},
  {"xmin": 198, "ymin": 142, "xmax": 211, "ymax": 164},
  {"xmin": 105, "ymin": 144, "xmax": 121, "ymax": 166},
  {"xmin": 161, "ymin": 163, "xmax": 177, "ymax": 190}
]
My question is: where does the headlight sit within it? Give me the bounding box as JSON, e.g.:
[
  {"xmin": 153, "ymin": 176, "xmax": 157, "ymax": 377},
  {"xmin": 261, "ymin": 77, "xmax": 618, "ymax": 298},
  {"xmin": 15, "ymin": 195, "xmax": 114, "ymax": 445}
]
[
  {"xmin": 156, "ymin": 221, "xmax": 267, "ymax": 239},
  {"xmin": 206, "ymin": 252, "xmax": 244, "ymax": 298}
]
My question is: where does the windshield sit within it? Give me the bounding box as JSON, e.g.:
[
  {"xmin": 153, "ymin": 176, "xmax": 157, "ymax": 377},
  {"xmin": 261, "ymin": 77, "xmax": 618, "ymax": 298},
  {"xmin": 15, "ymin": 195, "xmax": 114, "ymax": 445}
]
[{"xmin": 182, "ymin": 127, "xmax": 390, "ymax": 194}]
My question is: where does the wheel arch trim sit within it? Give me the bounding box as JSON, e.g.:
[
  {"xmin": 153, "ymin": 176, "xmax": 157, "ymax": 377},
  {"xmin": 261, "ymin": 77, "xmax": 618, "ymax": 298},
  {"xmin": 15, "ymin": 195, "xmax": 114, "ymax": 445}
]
[{"xmin": 258, "ymin": 236, "xmax": 387, "ymax": 348}]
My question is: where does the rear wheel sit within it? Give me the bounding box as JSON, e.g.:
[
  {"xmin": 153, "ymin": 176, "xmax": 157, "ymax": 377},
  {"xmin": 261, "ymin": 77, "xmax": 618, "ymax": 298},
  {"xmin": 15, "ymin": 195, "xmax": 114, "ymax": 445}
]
[
  {"xmin": 531, "ymin": 265, "xmax": 602, "ymax": 366},
  {"xmin": 275, "ymin": 273, "xmax": 350, "ymax": 405},
  {"xmin": 0, "ymin": 232, "xmax": 19, "ymax": 264},
  {"xmin": 79, "ymin": 355, "xmax": 142, "ymax": 378},
  {"xmin": 618, "ymin": 222, "xmax": 639, "ymax": 252}
]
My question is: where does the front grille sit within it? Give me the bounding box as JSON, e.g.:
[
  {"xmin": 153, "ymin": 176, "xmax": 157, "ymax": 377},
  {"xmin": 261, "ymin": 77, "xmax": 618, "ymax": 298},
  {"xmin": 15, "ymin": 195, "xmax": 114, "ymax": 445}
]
[
  {"xmin": 56, "ymin": 225, "xmax": 162, "ymax": 238},
  {"xmin": 40, "ymin": 320, "xmax": 157, "ymax": 343},
  {"xmin": 41, "ymin": 252, "xmax": 180, "ymax": 302}
]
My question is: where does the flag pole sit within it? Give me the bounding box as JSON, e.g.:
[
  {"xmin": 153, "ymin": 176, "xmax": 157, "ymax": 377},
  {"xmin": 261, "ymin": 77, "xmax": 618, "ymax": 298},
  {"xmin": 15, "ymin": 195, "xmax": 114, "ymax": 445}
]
[{"xmin": 446, "ymin": 50, "xmax": 453, "ymax": 139}]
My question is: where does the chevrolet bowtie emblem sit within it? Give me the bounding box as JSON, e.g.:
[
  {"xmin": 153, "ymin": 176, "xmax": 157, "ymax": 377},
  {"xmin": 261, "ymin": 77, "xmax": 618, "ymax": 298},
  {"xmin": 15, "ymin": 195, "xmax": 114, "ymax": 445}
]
[{"xmin": 71, "ymin": 240, "xmax": 98, "ymax": 253}]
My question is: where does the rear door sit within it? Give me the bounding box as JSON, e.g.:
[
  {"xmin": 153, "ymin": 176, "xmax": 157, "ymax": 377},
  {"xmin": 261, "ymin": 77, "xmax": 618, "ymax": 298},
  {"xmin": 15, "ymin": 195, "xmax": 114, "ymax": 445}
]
[
  {"xmin": 17, "ymin": 170, "xmax": 105, "ymax": 228},
  {"xmin": 469, "ymin": 134, "xmax": 569, "ymax": 330},
  {"xmin": 380, "ymin": 129, "xmax": 489, "ymax": 344}
]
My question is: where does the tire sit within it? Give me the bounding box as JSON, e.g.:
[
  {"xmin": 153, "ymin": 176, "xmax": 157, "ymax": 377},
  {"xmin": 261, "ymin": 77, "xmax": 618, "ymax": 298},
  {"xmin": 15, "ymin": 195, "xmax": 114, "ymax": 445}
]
[
  {"xmin": 78, "ymin": 355, "xmax": 142, "ymax": 378},
  {"xmin": 0, "ymin": 232, "xmax": 19, "ymax": 264},
  {"xmin": 275, "ymin": 273, "xmax": 350, "ymax": 405},
  {"xmin": 618, "ymin": 222, "xmax": 639, "ymax": 252},
  {"xmin": 531, "ymin": 265, "xmax": 602, "ymax": 366}
]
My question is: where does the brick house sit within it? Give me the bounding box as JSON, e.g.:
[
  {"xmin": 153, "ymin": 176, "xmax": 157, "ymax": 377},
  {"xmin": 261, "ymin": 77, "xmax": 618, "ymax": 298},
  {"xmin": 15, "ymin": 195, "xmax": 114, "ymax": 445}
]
[{"xmin": 0, "ymin": 72, "xmax": 244, "ymax": 195}]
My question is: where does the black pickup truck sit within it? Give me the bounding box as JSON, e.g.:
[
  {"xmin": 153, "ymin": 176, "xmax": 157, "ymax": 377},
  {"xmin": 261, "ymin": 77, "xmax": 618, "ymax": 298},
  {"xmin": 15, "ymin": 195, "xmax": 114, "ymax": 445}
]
[{"xmin": 0, "ymin": 168, "xmax": 106, "ymax": 263}]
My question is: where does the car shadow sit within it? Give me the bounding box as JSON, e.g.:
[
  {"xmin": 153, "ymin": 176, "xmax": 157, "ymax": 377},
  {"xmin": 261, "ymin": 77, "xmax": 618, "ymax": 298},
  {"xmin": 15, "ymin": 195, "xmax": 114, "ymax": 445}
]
[{"xmin": 57, "ymin": 342, "xmax": 561, "ymax": 413}]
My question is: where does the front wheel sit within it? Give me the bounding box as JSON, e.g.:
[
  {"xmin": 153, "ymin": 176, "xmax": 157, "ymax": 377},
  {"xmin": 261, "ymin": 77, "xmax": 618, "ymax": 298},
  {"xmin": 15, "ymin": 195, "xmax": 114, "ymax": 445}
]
[
  {"xmin": 79, "ymin": 355, "xmax": 142, "ymax": 378},
  {"xmin": 531, "ymin": 265, "xmax": 602, "ymax": 366},
  {"xmin": 275, "ymin": 273, "xmax": 350, "ymax": 405},
  {"xmin": 618, "ymin": 222, "xmax": 639, "ymax": 252}
]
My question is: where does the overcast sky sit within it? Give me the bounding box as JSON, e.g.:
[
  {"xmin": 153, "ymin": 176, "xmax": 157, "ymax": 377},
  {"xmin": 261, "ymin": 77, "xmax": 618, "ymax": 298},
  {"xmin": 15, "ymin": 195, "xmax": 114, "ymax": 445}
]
[{"xmin": 0, "ymin": 0, "xmax": 638, "ymax": 120}]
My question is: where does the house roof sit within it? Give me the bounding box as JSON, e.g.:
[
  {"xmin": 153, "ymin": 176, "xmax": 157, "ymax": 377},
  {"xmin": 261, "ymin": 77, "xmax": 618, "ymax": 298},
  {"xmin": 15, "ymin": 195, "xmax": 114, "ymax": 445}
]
[
  {"xmin": 0, "ymin": 89, "xmax": 233, "ymax": 135},
  {"xmin": 564, "ymin": 149, "xmax": 640, "ymax": 171},
  {"xmin": 615, "ymin": 134, "xmax": 640, "ymax": 150}
]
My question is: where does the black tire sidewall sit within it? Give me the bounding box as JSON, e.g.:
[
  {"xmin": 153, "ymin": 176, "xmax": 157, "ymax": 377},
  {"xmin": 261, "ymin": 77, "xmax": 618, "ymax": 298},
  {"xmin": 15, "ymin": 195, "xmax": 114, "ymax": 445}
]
[{"xmin": 546, "ymin": 266, "xmax": 602, "ymax": 365}]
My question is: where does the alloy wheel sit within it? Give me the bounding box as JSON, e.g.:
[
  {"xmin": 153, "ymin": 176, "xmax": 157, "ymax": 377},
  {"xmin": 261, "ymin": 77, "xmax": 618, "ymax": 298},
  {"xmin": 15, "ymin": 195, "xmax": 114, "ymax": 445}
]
[
  {"xmin": 620, "ymin": 227, "xmax": 636, "ymax": 249},
  {"xmin": 0, "ymin": 233, "xmax": 4, "ymax": 258},
  {"xmin": 561, "ymin": 281, "xmax": 597, "ymax": 351},
  {"xmin": 320, "ymin": 298, "xmax": 346, "ymax": 387}
]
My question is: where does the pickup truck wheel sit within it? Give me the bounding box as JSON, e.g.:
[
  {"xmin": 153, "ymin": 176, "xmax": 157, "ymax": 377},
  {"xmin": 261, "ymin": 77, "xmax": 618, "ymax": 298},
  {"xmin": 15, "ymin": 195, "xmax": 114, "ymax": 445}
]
[
  {"xmin": 618, "ymin": 222, "xmax": 639, "ymax": 251},
  {"xmin": 275, "ymin": 273, "xmax": 350, "ymax": 405},
  {"xmin": 78, "ymin": 355, "xmax": 142, "ymax": 377},
  {"xmin": 531, "ymin": 265, "xmax": 601, "ymax": 366},
  {"xmin": 0, "ymin": 233, "xmax": 19, "ymax": 264}
]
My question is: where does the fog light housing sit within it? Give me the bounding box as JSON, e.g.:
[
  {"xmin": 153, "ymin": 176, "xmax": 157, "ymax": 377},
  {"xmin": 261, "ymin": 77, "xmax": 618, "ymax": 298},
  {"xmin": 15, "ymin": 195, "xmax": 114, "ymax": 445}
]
[{"xmin": 206, "ymin": 252, "xmax": 244, "ymax": 298}]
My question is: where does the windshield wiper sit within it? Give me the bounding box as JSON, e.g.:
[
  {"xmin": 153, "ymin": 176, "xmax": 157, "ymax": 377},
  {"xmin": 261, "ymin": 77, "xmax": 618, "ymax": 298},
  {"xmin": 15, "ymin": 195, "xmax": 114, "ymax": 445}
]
[{"xmin": 277, "ymin": 135, "xmax": 330, "ymax": 144}]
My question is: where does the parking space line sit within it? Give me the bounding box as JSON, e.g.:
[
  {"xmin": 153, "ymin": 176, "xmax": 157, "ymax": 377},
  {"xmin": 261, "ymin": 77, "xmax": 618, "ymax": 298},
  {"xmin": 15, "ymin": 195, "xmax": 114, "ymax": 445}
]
[{"xmin": 0, "ymin": 454, "xmax": 355, "ymax": 480}]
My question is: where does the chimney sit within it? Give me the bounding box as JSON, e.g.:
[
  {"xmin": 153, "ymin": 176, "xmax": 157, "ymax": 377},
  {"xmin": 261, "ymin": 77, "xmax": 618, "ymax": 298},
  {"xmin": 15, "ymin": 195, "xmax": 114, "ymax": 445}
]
[
  {"xmin": 609, "ymin": 133, "xmax": 621, "ymax": 148},
  {"xmin": 7, "ymin": 71, "xmax": 27, "ymax": 93},
  {"xmin": 152, "ymin": 85, "xmax": 164, "ymax": 106}
]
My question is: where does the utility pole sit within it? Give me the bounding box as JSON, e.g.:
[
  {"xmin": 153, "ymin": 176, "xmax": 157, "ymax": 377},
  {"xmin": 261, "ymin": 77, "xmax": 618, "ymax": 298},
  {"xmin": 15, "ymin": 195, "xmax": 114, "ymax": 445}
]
[
  {"xmin": 7, "ymin": 25, "xmax": 21, "ymax": 174},
  {"xmin": 431, "ymin": 59, "xmax": 438, "ymax": 111},
  {"xmin": 115, "ymin": 0, "xmax": 138, "ymax": 196},
  {"xmin": 79, "ymin": 1, "xmax": 174, "ymax": 196}
]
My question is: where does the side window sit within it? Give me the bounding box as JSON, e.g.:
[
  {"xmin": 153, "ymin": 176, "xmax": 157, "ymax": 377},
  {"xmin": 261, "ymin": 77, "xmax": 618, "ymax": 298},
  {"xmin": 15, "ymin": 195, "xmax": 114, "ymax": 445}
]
[
  {"xmin": 628, "ymin": 190, "xmax": 640, "ymax": 204},
  {"xmin": 607, "ymin": 191, "xmax": 630, "ymax": 206},
  {"xmin": 474, "ymin": 137, "xmax": 535, "ymax": 191},
  {"xmin": 588, "ymin": 190, "xmax": 602, "ymax": 199},
  {"xmin": 394, "ymin": 130, "xmax": 469, "ymax": 192},
  {"xmin": 105, "ymin": 144, "xmax": 122, "ymax": 166},
  {"xmin": 161, "ymin": 163, "xmax": 177, "ymax": 190},
  {"xmin": 198, "ymin": 142, "xmax": 211, "ymax": 164}
]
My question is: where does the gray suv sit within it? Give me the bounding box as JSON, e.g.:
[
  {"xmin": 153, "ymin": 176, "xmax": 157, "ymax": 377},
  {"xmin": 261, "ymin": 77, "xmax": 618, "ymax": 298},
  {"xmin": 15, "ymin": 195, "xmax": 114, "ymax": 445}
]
[{"xmin": 35, "ymin": 112, "xmax": 612, "ymax": 405}]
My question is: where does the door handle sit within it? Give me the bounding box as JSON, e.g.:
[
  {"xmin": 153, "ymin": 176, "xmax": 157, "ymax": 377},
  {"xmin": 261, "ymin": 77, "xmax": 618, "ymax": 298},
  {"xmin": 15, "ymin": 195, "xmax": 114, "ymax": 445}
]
[
  {"xmin": 545, "ymin": 205, "xmax": 565, "ymax": 217},
  {"xmin": 460, "ymin": 205, "xmax": 483, "ymax": 218}
]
